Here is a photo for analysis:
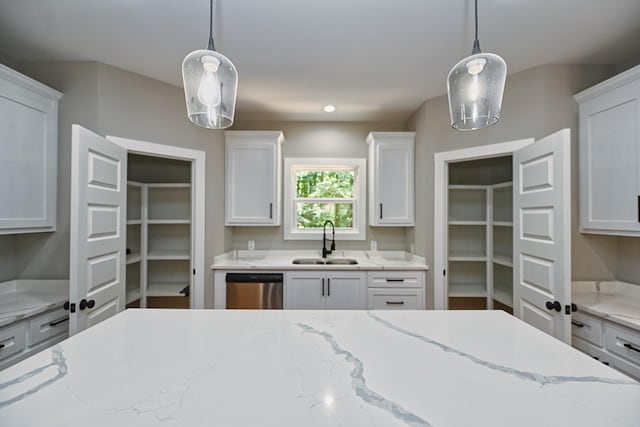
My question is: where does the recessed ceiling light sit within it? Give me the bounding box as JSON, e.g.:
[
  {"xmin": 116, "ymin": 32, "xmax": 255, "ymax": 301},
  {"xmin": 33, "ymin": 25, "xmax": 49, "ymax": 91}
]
[{"xmin": 323, "ymin": 105, "xmax": 336, "ymax": 113}]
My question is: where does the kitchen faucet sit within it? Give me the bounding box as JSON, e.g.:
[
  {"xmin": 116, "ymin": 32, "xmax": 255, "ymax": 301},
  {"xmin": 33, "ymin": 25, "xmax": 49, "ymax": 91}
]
[{"xmin": 322, "ymin": 220, "xmax": 336, "ymax": 258}]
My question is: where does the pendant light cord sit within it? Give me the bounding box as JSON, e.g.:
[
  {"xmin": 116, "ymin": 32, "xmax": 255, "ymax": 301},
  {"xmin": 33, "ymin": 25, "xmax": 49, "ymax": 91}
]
[
  {"xmin": 207, "ymin": 0, "xmax": 216, "ymax": 51},
  {"xmin": 471, "ymin": 0, "xmax": 481, "ymax": 54}
]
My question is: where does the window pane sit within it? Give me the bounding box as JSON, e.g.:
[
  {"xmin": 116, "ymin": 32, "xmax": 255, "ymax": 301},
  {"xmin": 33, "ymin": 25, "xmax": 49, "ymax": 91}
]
[
  {"xmin": 296, "ymin": 202, "xmax": 353, "ymax": 228},
  {"xmin": 296, "ymin": 171, "xmax": 354, "ymax": 198}
]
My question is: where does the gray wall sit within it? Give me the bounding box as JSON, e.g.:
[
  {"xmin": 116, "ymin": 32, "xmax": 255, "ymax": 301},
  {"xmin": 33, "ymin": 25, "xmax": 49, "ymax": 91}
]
[
  {"xmin": 405, "ymin": 64, "xmax": 624, "ymax": 305},
  {"xmin": 228, "ymin": 120, "xmax": 406, "ymax": 252}
]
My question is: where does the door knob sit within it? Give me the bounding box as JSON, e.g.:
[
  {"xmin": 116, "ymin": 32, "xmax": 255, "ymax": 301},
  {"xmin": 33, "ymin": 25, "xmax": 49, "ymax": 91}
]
[
  {"xmin": 545, "ymin": 301, "xmax": 561, "ymax": 312},
  {"xmin": 79, "ymin": 299, "xmax": 95, "ymax": 310}
]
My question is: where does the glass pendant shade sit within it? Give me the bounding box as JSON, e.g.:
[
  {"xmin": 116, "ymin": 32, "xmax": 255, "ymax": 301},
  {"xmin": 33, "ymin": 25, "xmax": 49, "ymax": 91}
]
[
  {"xmin": 182, "ymin": 49, "xmax": 238, "ymax": 129},
  {"xmin": 447, "ymin": 52, "xmax": 506, "ymax": 131}
]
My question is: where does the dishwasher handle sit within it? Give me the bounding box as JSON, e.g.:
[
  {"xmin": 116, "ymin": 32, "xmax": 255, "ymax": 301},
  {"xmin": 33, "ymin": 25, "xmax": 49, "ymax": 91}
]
[{"xmin": 226, "ymin": 273, "xmax": 283, "ymax": 283}]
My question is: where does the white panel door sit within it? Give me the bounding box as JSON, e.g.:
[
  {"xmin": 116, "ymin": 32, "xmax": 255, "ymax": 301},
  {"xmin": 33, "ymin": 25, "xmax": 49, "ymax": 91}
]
[
  {"xmin": 70, "ymin": 125, "xmax": 127, "ymax": 335},
  {"xmin": 325, "ymin": 272, "xmax": 366, "ymax": 310},
  {"xmin": 513, "ymin": 129, "xmax": 571, "ymax": 343},
  {"xmin": 377, "ymin": 143, "xmax": 413, "ymax": 224}
]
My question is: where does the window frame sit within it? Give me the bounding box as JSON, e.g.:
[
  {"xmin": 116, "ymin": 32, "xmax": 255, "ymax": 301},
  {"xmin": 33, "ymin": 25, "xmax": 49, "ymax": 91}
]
[{"xmin": 283, "ymin": 157, "xmax": 366, "ymax": 241}]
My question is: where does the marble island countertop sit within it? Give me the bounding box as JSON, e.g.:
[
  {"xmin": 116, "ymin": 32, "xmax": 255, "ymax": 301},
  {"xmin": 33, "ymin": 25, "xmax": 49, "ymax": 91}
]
[
  {"xmin": 0, "ymin": 280, "xmax": 69, "ymax": 327},
  {"xmin": 211, "ymin": 250, "xmax": 429, "ymax": 271},
  {"xmin": 572, "ymin": 281, "xmax": 640, "ymax": 331},
  {"xmin": 1, "ymin": 309, "xmax": 638, "ymax": 426}
]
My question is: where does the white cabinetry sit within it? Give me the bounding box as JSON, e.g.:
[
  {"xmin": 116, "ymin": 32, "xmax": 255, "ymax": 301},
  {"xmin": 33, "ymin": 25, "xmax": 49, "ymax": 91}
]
[
  {"xmin": 366, "ymin": 132, "xmax": 415, "ymax": 226},
  {"xmin": 572, "ymin": 311, "xmax": 640, "ymax": 380},
  {"xmin": 225, "ymin": 131, "xmax": 284, "ymax": 225},
  {"xmin": 575, "ymin": 65, "xmax": 640, "ymax": 236},
  {"xmin": 126, "ymin": 181, "xmax": 192, "ymax": 308},
  {"xmin": 284, "ymin": 271, "xmax": 366, "ymax": 309},
  {"xmin": 0, "ymin": 63, "xmax": 62, "ymax": 234},
  {"xmin": 0, "ymin": 304, "xmax": 68, "ymax": 370},
  {"xmin": 367, "ymin": 271, "xmax": 425, "ymax": 309}
]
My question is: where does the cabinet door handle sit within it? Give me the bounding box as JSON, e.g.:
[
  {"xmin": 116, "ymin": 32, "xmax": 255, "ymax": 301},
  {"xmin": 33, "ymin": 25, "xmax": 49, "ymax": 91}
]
[
  {"xmin": 386, "ymin": 278, "xmax": 405, "ymax": 282},
  {"xmin": 386, "ymin": 301, "xmax": 405, "ymax": 305},
  {"xmin": 571, "ymin": 320, "xmax": 585, "ymax": 328},
  {"xmin": 380, "ymin": 203, "xmax": 383, "ymax": 219},
  {"xmin": 327, "ymin": 278, "xmax": 331, "ymax": 296},
  {"xmin": 322, "ymin": 278, "xmax": 325, "ymax": 296},
  {"xmin": 269, "ymin": 203, "xmax": 273, "ymax": 219},
  {"xmin": 623, "ymin": 343, "xmax": 640, "ymax": 353},
  {"xmin": 49, "ymin": 317, "xmax": 69, "ymax": 327},
  {"xmin": 637, "ymin": 196, "xmax": 639, "ymax": 223}
]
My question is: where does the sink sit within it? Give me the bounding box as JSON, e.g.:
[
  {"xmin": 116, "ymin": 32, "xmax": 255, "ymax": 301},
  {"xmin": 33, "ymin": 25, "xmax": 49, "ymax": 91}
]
[
  {"xmin": 292, "ymin": 258, "xmax": 326, "ymax": 265},
  {"xmin": 325, "ymin": 258, "xmax": 358, "ymax": 265}
]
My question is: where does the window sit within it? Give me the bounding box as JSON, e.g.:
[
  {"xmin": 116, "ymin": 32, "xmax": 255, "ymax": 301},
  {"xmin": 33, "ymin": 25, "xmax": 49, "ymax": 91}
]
[{"xmin": 284, "ymin": 158, "xmax": 366, "ymax": 240}]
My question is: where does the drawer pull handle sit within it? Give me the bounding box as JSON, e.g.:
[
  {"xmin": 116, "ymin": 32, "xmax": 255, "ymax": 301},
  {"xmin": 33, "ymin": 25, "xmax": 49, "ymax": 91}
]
[
  {"xmin": 0, "ymin": 344, "xmax": 4, "ymax": 349},
  {"xmin": 386, "ymin": 301, "xmax": 405, "ymax": 305},
  {"xmin": 571, "ymin": 320, "xmax": 585, "ymax": 328},
  {"xmin": 386, "ymin": 278, "xmax": 405, "ymax": 282},
  {"xmin": 623, "ymin": 343, "xmax": 640, "ymax": 353},
  {"xmin": 49, "ymin": 317, "xmax": 70, "ymax": 327},
  {"xmin": 603, "ymin": 361, "xmax": 610, "ymax": 366}
]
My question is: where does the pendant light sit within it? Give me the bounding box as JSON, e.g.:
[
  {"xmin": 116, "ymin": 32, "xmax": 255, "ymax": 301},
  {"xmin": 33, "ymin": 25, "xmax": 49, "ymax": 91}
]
[
  {"xmin": 182, "ymin": 0, "xmax": 238, "ymax": 129},
  {"xmin": 447, "ymin": 0, "xmax": 506, "ymax": 131}
]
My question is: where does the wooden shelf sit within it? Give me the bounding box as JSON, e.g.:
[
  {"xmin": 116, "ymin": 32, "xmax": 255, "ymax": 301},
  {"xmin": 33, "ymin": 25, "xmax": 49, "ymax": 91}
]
[
  {"xmin": 126, "ymin": 253, "xmax": 142, "ymax": 264},
  {"xmin": 492, "ymin": 181, "xmax": 513, "ymax": 189},
  {"xmin": 127, "ymin": 220, "xmax": 142, "ymax": 225},
  {"xmin": 147, "ymin": 282, "xmax": 189, "ymax": 297},
  {"xmin": 449, "ymin": 255, "xmax": 487, "ymax": 262},
  {"xmin": 493, "ymin": 221, "xmax": 513, "ymax": 227},
  {"xmin": 126, "ymin": 289, "xmax": 141, "ymax": 305},
  {"xmin": 493, "ymin": 288, "xmax": 513, "ymax": 308},
  {"xmin": 147, "ymin": 250, "xmax": 190, "ymax": 260},
  {"xmin": 449, "ymin": 283, "xmax": 487, "ymax": 297},
  {"xmin": 448, "ymin": 220, "xmax": 487, "ymax": 226},
  {"xmin": 493, "ymin": 255, "xmax": 513, "ymax": 268},
  {"xmin": 147, "ymin": 219, "xmax": 191, "ymax": 224},
  {"xmin": 146, "ymin": 183, "xmax": 191, "ymax": 188}
]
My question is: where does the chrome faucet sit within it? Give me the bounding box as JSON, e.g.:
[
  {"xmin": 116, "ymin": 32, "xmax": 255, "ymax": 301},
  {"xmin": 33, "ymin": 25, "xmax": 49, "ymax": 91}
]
[{"xmin": 322, "ymin": 220, "xmax": 336, "ymax": 258}]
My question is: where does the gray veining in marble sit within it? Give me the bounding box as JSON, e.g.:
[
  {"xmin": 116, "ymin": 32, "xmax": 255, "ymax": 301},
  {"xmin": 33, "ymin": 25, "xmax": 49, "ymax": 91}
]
[
  {"xmin": 297, "ymin": 322, "xmax": 432, "ymax": 427},
  {"xmin": 368, "ymin": 313, "xmax": 638, "ymax": 386},
  {"xmin": 0, "ymin": 346, "xmax": 67, "ymax": 409}
]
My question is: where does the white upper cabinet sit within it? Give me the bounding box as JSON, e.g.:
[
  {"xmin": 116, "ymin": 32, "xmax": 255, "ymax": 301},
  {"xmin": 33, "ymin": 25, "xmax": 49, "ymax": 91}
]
[
  {"xmin": 225, "ymin": 131, "xmax": 283, "ymax": 226},
  {"xmin": 0, "ymin": 64, "xmax": 62, "ymax": 234},
  {"xmin": 575, "ymin": 65, "xmax": 640, "ymax": 236},
  {"xmin": 367, "ymin": 132, "xmax": 415, "ymax": 226}
]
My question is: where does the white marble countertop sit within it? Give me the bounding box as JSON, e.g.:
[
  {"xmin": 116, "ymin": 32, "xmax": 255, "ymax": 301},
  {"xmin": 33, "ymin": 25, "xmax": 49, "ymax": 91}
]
[
  {"xmin": 211, "ymin": 250, "xmax": 429, "ymax": 271},
  {"xmin": 1, "ymin": 309, "xmax": 638, "ymax": 426},
  {"xmin": 572, "ymin": 281, "xmax": 640, "ymax": 331},
  {"xmin": 0, "ymin": 280, "xmax": 69, "ymax": 328}
]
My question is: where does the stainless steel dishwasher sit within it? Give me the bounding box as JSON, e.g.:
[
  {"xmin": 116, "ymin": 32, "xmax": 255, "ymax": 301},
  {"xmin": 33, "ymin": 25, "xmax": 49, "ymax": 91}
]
[{"xmin": 226, "ymin": 273, "xmax": 283, "ymax": 309}]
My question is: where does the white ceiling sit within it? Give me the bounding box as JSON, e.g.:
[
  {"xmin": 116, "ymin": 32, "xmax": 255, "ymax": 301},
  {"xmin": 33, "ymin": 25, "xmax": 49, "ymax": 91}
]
[{"xmin": 1, "ymin": 0, "xmax": 639, "ymax": 122}]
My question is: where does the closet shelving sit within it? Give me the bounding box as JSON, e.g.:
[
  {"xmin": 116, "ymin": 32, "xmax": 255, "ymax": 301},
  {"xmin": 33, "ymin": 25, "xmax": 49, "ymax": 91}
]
[
  {"xmin": 126, "ymin": 181, "xmax": 192, "ymax": 307},
  {"xmin": 447, "ymin": 182, "xmax": 513, "ymax": 310}
]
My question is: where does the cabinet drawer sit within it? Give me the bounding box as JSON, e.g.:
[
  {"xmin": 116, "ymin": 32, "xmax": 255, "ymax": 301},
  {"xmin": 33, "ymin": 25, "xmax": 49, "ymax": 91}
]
[
  {"xmin": 368, "ymin": 289, "xmax": 422, "ymax": 310},
  {"xmin": 604, "ymin": 322, "xmax": 640, "ymax": 366},
  {"xmin": 0, "ymin": 322, "xmax": 27, "ymax": 362},
  {"xmin": 571, "ymin": 312, "xmax": 603, "ymax": 346},
  {"xmin": 367, "ymin": 271, "xmax": 423, "ymax": 288},
  {"xmin": 572, "ymin": 336, "xmax": 608, "ymax": 363},
  {"xmin": 28, "ymin": 307, "xmax": 69, "ymax": 347}
]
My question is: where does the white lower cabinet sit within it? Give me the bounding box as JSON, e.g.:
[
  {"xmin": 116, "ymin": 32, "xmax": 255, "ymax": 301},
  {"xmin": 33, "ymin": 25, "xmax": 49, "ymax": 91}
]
[
  {"xmin": 367, "ymin": 271, "xmax": 425, "ymax": 310},
  {"xmin": 0, "ymin": 304, "xmax": 69, "ymax": 370},
  {"xmin": 285, "ymin": 271, "xmax": 366, "ymax": 310},
  {"xmin": 572, "ymin": 311, "xmax": 640, "ymax": 380}
]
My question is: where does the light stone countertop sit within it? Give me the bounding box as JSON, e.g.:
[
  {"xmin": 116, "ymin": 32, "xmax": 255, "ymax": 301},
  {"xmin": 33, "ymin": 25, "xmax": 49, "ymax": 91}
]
[
  {"xmin": 0, "ymin": 280, "xmax": 69, "ymax": 328},
  {"xmin": 211, "ymin": 250, "xmax": 429, "ymax": 271},
  {"xmin": 0, "ymin": 309, "xmax": 638, "ymax": 426},
  {"xmin": 572, "ymin": 281, "xmax": 640, "ymax": 331}
]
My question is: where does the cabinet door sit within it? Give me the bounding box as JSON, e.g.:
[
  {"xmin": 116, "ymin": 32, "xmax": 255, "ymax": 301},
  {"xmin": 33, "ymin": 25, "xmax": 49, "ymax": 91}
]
[
  {"xmin": 0, "ymin": 64, "xmax": 61, "ymax": 234},
  {"xmin": 284, "ymin": 272, "xmax": 325, "ymax": 309},
  {"xmin": 368, "ymin": 132, "xmax": 415, "ymax": 226},
  {"xmin": 225, "ymin": 132, "xmax": 282, "ymax": 225},
  {"xmin": 579, "ymin": 80, "xmax": 640, "ymax": 234},
  {"xmin": 326, "ymin": 272, "xmax": 366, "ymax": 310}
]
